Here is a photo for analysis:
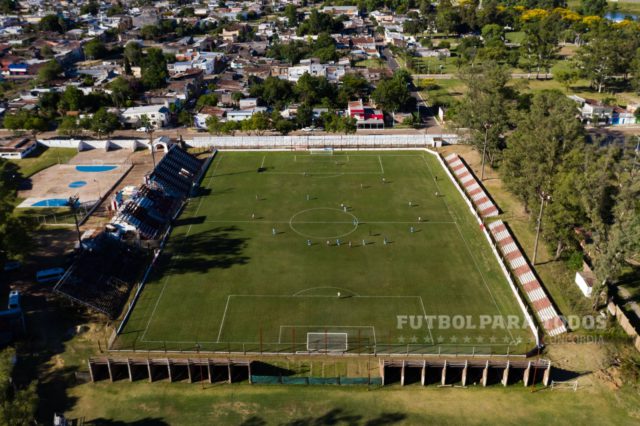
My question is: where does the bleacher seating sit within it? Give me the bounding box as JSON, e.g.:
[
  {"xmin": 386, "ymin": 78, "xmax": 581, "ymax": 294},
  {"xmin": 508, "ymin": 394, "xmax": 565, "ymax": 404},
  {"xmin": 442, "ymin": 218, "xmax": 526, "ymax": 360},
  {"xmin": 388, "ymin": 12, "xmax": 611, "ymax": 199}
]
[
  {"xmin": 488, "ymin": 220, "xmax": 567, "ymax": 337},
  {"xmin": 444, "ymin": 154, "xmax": 499, "ymax": 218},
  {"xmin": 115, "ymin": 183, "xmax": 181, "ymax": 240},
  {"xmin": 149, "ymin": 146, "xmax": 203, "ymax": 198}
]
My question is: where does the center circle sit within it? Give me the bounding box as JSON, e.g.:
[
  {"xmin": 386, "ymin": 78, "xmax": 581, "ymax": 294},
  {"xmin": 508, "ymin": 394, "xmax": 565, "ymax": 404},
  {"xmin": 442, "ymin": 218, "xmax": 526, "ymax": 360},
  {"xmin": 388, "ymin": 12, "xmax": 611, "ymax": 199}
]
[{"xmin": 289, "ymin": 208, "xmax": 359, "ymax": 239}]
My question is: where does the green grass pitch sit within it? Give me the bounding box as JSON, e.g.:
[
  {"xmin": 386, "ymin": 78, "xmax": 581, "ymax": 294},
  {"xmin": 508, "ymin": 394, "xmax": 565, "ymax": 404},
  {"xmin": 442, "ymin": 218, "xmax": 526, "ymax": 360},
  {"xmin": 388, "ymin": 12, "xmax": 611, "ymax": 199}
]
[{"xmin": 115, "ymin": 151, "xmax": 534, "ymax": 354}]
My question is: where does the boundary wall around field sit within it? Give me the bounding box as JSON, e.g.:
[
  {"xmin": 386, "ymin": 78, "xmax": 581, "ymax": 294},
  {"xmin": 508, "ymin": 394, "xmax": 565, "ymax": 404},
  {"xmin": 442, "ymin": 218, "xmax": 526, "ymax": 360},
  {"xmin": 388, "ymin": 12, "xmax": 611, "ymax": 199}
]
[{"xmin": 188, "ymin": 134, "xmax": 459, "ymax": 149}]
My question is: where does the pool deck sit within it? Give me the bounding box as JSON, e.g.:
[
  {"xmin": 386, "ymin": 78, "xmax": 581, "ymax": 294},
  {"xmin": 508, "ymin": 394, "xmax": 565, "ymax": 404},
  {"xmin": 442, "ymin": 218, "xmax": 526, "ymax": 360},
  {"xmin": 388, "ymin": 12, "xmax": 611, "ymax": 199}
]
[{"xmin": 18, "ymin": 163, "xmax": 127, "ymax": 208}]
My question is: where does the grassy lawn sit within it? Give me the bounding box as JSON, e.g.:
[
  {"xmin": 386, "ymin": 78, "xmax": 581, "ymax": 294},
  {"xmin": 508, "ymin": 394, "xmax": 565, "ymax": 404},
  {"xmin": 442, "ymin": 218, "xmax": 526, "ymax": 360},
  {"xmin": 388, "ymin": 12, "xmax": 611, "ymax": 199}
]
[
  {"xmin": 355, "ymin": 58, "xmax": 387, "ymax": 68},
  {"xmin": 505, "ymin": 31, "xmax": 525, "ymax": 44},
  {"xmin": 114, "ymin": 151, "xmax": 532, "ymax": 355},
  {"xmin": 413, "ymin": 56, "xmax": 458, "ymax": 74},
  {"xmin": 420, "ymin": 78, "xmax": 466, "ymax": 107},
  {"xmin": 9, "ymin": 145, "xmax": 77, "ymax": 178},
  {"xmin": 608, "ymin": 0, "xmax": 640, "ymax": 15},
  {"xmin": 64, "ymin": 379, "xmax": 640, "ymax": 425}
]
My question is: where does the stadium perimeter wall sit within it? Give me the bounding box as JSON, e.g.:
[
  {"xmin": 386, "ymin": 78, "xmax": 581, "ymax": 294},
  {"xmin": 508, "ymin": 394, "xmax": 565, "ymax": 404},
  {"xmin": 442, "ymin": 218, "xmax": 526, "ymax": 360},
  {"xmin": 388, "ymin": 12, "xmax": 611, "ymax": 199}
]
[
  {"xmin": 426, "ymin": 149, "xmax": 541, "ymax": 347},
  {"xmin": 187, "ymin": 134, "xmax": 459, "ymax": 149}
]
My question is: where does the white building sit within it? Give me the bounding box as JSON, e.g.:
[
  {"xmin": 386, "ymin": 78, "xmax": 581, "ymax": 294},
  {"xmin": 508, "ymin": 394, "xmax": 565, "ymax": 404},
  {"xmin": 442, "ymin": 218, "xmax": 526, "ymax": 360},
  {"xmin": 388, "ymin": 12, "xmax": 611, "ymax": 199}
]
[
  {"xmin": 121, "ymin": 105, "xmax": 170, "ymax": 128},
  {"xmin": 287, "ymin": 59, "xmax": 327, "ymax": 82}
]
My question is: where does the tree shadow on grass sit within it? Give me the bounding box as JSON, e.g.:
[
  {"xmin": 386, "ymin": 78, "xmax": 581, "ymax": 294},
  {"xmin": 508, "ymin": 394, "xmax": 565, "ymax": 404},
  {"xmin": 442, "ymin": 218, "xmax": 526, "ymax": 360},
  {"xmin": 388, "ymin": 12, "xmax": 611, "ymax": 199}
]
[
  {"xmin": 242, "ymin": 408, "xmax": 407, "ymax": 426},
  {"xmin": 160, "ymin": 226, "xmax": 250, "ymax": 275}
]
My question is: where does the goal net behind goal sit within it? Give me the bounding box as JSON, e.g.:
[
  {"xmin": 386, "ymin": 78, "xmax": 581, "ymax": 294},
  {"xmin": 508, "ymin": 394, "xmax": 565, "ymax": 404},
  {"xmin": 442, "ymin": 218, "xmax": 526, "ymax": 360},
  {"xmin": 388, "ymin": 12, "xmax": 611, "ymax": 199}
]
[
  {"xmin": 306, "ymin": 332, "xmax": 348, "ymax": 352},
  {"xmin": 309, "ymin": 148, "xmax": 334, "ymax": 155}
]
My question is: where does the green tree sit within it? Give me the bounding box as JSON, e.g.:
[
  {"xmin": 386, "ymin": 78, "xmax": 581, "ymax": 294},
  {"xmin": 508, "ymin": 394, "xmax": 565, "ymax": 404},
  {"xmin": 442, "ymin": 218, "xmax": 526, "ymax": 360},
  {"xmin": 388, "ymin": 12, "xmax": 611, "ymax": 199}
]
[
  {"xmin": 37, "ymin": 60, "xmax": 63, "ymax": 85},
  {"xmin": 576, "ymin": 25, "xmax": 617, "ymax": 93},
  {"xmin": 141, "ymin": 48, "xmax": 168, "ymax": 89},
  {"xmin": 554, "ymin": 68, "xmax": 580, "ymax": 92},
  {"xmin": 0, "ymin": 347, "xmax": 38, "ymax": 424},
  {"xmin": 520, "ymin": 14, "xmax": 560, "ymax": 79},
  {"xmin": 83, "ymin": 39, "xmax": 107, "ymax": 60},
  {"xmin": 456, "ymin": 61, "xmax": 513, "ymax": 173},
  {"xmin": 124, "ymin": 42, "xmax": 143, "ymax": 67},
  {"xmin": 581, "ymin": 0, "xmax": 608, "ymax": 16},
  {"xmin": 370, "ymin": 70, "xmax": 414, "ymax": 116},
  {"xmin": 502, "ymin": 90, "xmax": 585, "ymax": 213},
  {"xmin": 90, "ymin": 108, "xmax": 120, "ymax": 138},
  {"xmin": 59, "ymin": 85, "xmax": 85, "ymax": 112},
  {"xmin": 196, "ymin": 93, "xmax": 219, "ymax": 109},
  {"xmin": 39, "ymin": 14, "xmax": 67, "ymax": 33},
  {"xmin": 0, "ymin": 0, "xmax": 17, "ymax": 14},
  {"xmin": 284, "ymin": 4, "xmax": 298, "ymax": 27},
  {"xmin": 249, "ymin": 76, "xmax": 294, "ymax": 108},
  {"xmin": 206, "ymin": 115, "xmax": 223, "ymax": 135},
  {"xmin": 58, "ymin": 115, "xmax": 81, "ymax": 136},
  {"xmin": 108, "ymin": 76, "xmax": 135, "ymax": 108},
  {"xmin": 80, "ymin": 0, "xmax": 99, "ymax": 15}
]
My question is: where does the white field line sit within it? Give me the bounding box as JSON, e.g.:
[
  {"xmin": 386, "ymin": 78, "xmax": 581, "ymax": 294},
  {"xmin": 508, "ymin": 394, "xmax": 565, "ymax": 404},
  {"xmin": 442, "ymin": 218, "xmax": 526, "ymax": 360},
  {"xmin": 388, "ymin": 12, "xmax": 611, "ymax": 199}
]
[
  {"xmin": 201, "ymin": 220, "xmax": 456, "ymax": 225},
  {"xmin": 216, "ymin": 295, "xmax": 232, "ymax": 343},
  {"xmin": 378, "ymin": 155, "xmax": 384, "ymax": 174},
  {"xmin": 260, "ymin": 155, "xmax": 266, "ymax": 168}
]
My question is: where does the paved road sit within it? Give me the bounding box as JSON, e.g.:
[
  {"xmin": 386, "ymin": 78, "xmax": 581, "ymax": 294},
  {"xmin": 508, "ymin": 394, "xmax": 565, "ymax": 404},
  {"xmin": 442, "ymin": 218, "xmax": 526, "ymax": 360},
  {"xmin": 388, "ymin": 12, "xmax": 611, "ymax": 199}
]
[{"xmin": 382, "ymin": 48, "xmax": 443, "ymax": 134}]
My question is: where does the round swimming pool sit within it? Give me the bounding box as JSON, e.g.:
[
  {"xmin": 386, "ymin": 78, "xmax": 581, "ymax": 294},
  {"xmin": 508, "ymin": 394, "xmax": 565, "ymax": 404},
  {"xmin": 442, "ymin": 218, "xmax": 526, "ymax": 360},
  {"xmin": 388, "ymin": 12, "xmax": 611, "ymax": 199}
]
[
  {"xmin": 68, "ymin": 180, "xmax": 87, "ymax": 188},
  {"xmin": 76, "ymin": 165, "xmax": 117, "ymax": 172}
]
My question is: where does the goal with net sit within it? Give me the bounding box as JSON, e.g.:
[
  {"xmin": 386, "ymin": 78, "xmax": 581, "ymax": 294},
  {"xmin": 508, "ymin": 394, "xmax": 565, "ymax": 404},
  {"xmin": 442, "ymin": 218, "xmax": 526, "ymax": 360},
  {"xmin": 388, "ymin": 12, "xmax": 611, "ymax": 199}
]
[
  {"xmin": 306, "ymin": 332, "xmax": 348, "ymax": 352},
  {"xmin": 309, "ymin": 147, "xmax": 334, "ymax": 155}
]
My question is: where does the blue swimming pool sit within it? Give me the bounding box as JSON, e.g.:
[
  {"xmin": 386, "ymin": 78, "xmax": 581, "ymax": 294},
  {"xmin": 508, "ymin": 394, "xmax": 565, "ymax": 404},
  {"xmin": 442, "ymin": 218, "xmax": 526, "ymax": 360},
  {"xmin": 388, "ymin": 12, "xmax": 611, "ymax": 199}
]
[
  {"xmin": 31, "ymin": 199, "xmax": 71, "ymax": 207},
  {"xmin": 76, "ymin": 165, "xmax": 117, "ymax": 172},
  {"xmin": 68, "ymin": 180, "xmax": 87, "ymax": 188}
]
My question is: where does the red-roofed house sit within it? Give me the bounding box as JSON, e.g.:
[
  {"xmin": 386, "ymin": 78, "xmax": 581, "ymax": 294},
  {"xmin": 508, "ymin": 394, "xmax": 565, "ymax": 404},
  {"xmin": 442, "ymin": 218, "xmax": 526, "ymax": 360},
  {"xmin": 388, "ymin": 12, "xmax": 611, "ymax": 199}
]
[{"xmin": 348, "ymin": 99, "xmax": 384, "ymax": 129}]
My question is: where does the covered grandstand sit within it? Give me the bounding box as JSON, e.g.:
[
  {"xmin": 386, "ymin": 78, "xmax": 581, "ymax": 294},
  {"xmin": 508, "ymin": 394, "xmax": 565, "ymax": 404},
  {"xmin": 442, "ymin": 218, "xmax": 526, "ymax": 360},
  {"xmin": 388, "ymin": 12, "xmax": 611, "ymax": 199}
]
[{"xmin": 54, "ymin": 146, "xmax": 207, "ymax": 318}]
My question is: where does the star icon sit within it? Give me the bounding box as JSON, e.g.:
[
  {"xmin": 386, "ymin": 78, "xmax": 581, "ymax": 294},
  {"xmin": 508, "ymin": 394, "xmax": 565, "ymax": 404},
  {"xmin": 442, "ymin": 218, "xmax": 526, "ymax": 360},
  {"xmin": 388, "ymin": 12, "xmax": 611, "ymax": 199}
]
[
  {"xmin": 476, "ymin": 336, "xmax": 484, "ymax": 343},
  {"xmin": 463, "ymin": 336, "xmax": 471, "ymax": 343},
  {"xmin": 423, "ymin": 335, "xmax": 432, "ymax": 343},
  {"xmin": 398, "ymin": 335, "xmax": 405, "ymax": 343},
  {"xmin": 503, "ymin": 336, "xmax": 510, "ymax": 343},
  {"xmin": 489, "ymin": 336, "xmax": 497, "ymax": 343},
  {"xmin": 410, "ymin": 335, "xmax": 418, "ymax": 343},
  {"xmin": 437, "ymin": 336, "xmax": 445, "ymax": 343},
  {"xmin": 450, "ymin": 336, "xmax": 458, "ymax": 343}
]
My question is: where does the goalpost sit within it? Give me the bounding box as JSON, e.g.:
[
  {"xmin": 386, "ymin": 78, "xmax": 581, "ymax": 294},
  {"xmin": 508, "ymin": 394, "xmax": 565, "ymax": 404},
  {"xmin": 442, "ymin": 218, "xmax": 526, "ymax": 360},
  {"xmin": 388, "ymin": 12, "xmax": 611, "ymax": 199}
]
[
  {"xmin": 306, "ymin": 332, "xmax": 348, "ymax": 352},
  {"xmin": 308, "ymin": 147, "xmax": 334, "ymax": 155}
]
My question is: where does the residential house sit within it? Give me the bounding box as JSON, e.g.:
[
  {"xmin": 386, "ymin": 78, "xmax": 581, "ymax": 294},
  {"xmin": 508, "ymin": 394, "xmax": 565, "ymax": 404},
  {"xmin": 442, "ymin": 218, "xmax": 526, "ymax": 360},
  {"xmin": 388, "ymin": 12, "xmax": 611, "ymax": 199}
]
[
  {"xmin": 348, "ymin": 99, "xmax": 384, "ymax": 129},
  {"xmin": 121, "ymin": 105, "xmax": 170, "ymax": 128},
  {"xmin": 194, "ymin": 106, "xmax": 227, "ymax": 129},
  {"xmin": 611, "ymin": 106, "xmax": 637, "ymax": 125}
]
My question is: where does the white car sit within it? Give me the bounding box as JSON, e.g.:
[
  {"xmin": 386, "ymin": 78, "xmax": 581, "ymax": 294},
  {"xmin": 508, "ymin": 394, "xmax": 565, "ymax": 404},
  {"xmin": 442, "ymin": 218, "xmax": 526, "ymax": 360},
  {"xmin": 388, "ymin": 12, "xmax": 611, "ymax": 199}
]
[{"xmin": 136, "ymin": 126, "xmax": 149, "ymax": 132}]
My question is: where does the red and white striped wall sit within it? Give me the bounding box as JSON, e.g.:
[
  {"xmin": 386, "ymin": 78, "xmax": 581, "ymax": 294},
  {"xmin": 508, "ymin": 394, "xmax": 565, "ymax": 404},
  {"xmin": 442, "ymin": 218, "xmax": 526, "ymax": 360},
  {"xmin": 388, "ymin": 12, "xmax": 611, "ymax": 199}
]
[
  {"xmin": 488, "ymin": 220, "xmax": 567, "ymax": 337},
  {"xmin": 444, "ymin": 154, "xmax": 499, "ymax": 218}
]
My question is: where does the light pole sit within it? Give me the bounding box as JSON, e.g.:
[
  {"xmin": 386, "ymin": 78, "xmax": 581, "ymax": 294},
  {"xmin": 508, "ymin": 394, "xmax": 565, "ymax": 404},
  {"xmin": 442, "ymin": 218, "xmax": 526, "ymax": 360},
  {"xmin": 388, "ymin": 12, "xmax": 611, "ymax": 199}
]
[
  {"xmin": 68, "ymin": 195, "xmax": 82, "ymax": 251},
  {"xmin": 532, "ymin": 191, "xmax": 551, "ymax": 265},
  {"xmin": 480, "ymin": 122, "xmax": 490, "ymax": 181},
  {"xmin": 145, "ymin": 124, "xmax": 156, "ymax": 168}
]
